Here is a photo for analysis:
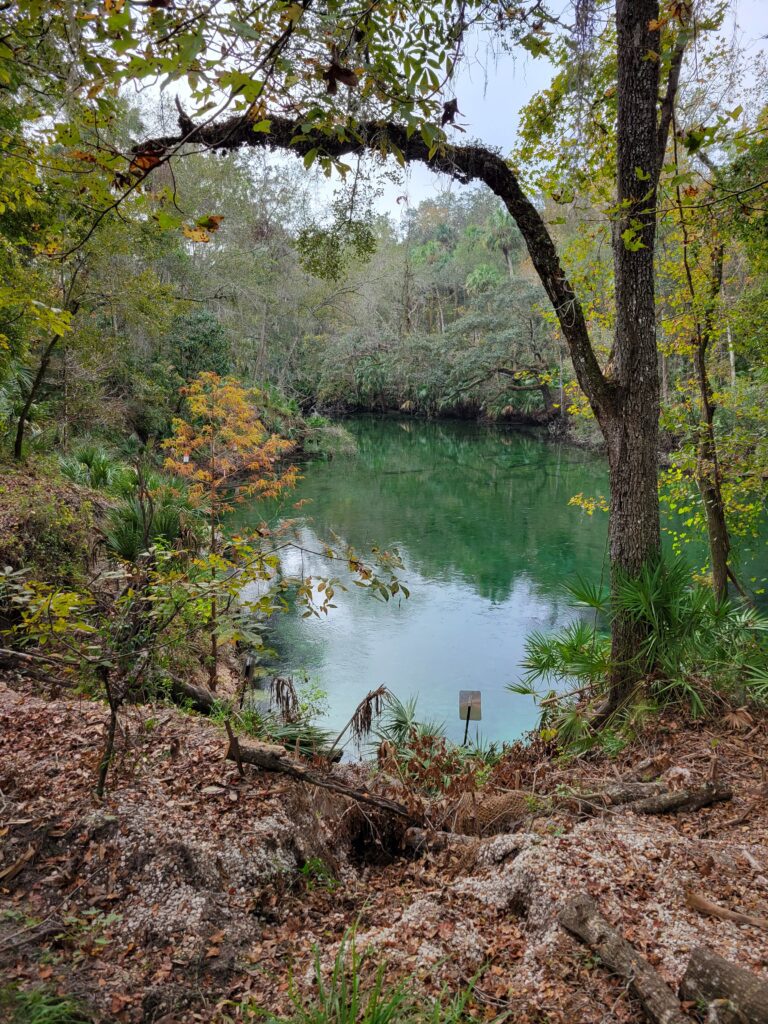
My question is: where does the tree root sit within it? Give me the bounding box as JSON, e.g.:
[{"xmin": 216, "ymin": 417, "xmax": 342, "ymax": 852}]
[
  {"xmin": 225, "ymin": 735, "xmax": 421, "ymax": 822},
  {"xmin": 558, "ymin": 893, "xmax": 688, "ymax": 1024},
  {"xmin": 685, "ymin": 891, "xmax": 768, "ymax": 933},
  {"xmin": 680, "ymin": 947, "xmax": 768, "ymax": 1024}
]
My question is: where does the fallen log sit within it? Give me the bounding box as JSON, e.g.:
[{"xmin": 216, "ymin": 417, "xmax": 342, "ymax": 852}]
[
  {"xmin": 558, "ymin": 893, "xmax": 688, "ymax": 1024},
  {"xmin": 685, "ymin": 891, "xmax": 768, "ymax": 933},
  {"xmin": 170, "ymin": 677, "xmax": 217, "ymax": 714},
  {"xmin": 680, "ymin": 947, "xmax": 768, "ymax": 1024},
  {"xmin": 627, "ymin": 780, "xmax": 732, "ymax": 815},
  {"xmin": 573, "ymin": 780, "xmax": 667, "ymax": 811},
  {"xmin": 621, "ymin": 753, "xmax": 672, "ymax": 782},
  {"xmin": 226, "ymin": 735, "xmax": 421, "ymax": 822}
]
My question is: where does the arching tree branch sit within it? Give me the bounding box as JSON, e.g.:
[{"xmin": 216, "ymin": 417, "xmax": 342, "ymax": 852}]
[{"xmin": 132, "ymin": 112, "xmax": 614, "ymax": 416}]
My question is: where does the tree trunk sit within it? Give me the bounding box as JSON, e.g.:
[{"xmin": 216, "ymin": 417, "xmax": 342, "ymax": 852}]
[
  {"xmin": 14, "ymin": 334, "xmax": 61, "ymax": 460},
  {"xmin": 672, "ymin": 135, "xmax": 733, "ymax": 602},
  {"xmin": 600, "ymin": 0, "xmax": 664, "ymax": 711},
  {"xmin": 501, "ymin": 245, "xmax": 514, "ymax": 282},
  {"xmin": 603, "ymin": 399, "xmax": 661, "ymax": 706},
  {"xmin": 726, "ymin": 323, "xmax": 736, "ymax": 386},
  {"xmin": 15, "ymin": 275, "xmax": 82, "ymax": 460},
  {"xmin": 538, "ymin": 382, "xmax": 557, "ymax": 421},
  {"xmin": 693, "ymin": 247, "xmax": 730, "ymax": 602}
]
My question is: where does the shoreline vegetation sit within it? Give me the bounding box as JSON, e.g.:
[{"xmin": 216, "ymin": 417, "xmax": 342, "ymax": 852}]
[
  {"xmin": 3, "ymin": 0, "xmax": 768, "ymax": 1019},
  {"xmin": 2, "ymin": 418, "xmax": 768, "ymax": 1021}
]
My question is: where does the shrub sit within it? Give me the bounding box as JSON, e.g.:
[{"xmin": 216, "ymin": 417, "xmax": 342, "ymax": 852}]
[
  {"xmin": 509, "ymin": 557, "xmax": 768, "ymax": 751},
  {"xmin": 59, "ymin": 443, "xmax": 131, "ymax": 491},
  {"xmin": 103, "ymin": 474, "xmax": 205, "ymax": 563}
]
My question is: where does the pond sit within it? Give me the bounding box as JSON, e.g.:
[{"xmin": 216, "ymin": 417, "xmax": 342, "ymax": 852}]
[{"xmin": 239, "ymin": 417, "xmax": 611, "ymax": 748}]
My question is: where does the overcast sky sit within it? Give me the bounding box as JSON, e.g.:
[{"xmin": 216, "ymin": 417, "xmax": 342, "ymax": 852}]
[{"xmin": 367, "ymin": 0, "xmax": 768, "ymax": 213}]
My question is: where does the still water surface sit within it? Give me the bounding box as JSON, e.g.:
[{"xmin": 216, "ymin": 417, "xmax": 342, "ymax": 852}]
[{"xmin": 243, "ymin": 417, "xmax": 611, "ymax": 747}]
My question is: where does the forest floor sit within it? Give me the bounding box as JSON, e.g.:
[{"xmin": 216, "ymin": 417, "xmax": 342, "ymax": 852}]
[{"xmin": 1, "ymin": 675, "xmax": 767, "ymax": 1024}]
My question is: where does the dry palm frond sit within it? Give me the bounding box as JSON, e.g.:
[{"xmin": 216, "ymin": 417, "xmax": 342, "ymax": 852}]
[
  {"xmin": 270, "ymin": 675, "xmax": 299, "ymax": 723},
  {"xmin": 723, "ymin": 706, "xmax": 753, "ymax": 731},
  {"xmin": 351, "ymin": 685, "xmax": 391, "ymax": 744},
  {"xmin": 327, "ymin": 685, "xmax": 393, "ymax": 759}
]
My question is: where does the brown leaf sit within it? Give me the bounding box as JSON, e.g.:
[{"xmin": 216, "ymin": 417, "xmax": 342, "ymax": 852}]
[
  {"xmin": 441, "ymin": 98, "xmax": 460, "ymax": 126},
  {"xmin": 197, "ymin": 215, "xmax": 224, "ymax": 232},
  {"xmin": 109, "ymin": 994, "xmax": 132, "ymax": 1013},
  {"xmin": 323, "ymin": 62, "xmax": 360, "ymax": 94},
  {"xmin": 130, "ymin": 152, "xmax": 162, "ymax": 174},
  {"xmin": 723, "ymin": 707, "xmax": 753, "ymax": 731}
]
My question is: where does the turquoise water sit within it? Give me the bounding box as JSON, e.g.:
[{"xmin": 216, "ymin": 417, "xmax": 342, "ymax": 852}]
[{"xmin": 238, "ymin": 417, "xmax": 611, "ymax": 747}]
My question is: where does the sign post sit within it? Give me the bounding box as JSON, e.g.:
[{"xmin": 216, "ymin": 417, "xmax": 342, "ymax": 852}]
[{"xmin": 458, "ymin": 690, "xmax": 481, "ymax": 746}]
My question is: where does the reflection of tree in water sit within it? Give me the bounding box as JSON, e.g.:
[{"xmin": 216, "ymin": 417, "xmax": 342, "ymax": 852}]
[{"xmin": 248, "ymin": 418, "xmax": 609, "ymax": 605}]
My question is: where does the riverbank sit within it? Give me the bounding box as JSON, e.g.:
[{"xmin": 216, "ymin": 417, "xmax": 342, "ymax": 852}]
[{"xmin": 2, "ymin": 673, "xmax": 767, "ymax": 1024}]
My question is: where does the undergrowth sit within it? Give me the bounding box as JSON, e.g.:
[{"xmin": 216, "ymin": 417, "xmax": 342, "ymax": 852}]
[
  {"xmin": 0, "ymin": 986, "xmax": 93, "ymax": 1024},
  {"xmin": 509, "ymin": 557, "xmax": 768, "ymax": 754},
  {"xmin": 231, "ymin": 931, "xmax": 482, "ymax": 1024},
  {"xmin": 374, "ymin": 696, "xmax": 502, "ymax": 796}
]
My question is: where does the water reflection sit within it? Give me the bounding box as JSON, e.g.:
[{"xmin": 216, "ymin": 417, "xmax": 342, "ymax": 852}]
[{"xmin": 236, "ymin": 418, "xmax": 610, "ymax": 745}]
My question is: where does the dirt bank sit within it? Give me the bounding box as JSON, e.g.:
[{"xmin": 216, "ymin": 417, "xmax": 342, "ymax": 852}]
[{"xmin": 1, "ymin": 678, "xmax": 767, "ymax": 1023}]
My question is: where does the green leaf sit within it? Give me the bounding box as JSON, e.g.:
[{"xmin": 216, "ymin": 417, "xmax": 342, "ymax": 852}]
[
  {"xmin": 621, "ymin": 225, "xmax": 646, "ymax": 251},
  {"xmin": 519, "ymin": 33, "xmax": 550, "ymax": 58}
]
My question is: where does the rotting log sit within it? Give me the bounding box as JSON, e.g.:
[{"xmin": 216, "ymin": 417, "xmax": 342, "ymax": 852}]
[
  {"xmin": 627, "ymin": 781, "xmax": 732, "ymax": 815},
  {"xmin": 226, "ymin": 735, "xmax": 421, "ymax": 822},
  {"xmin": 680, "ymin": 947, "xmax": 768, "ymax": 1024},
  {"xmin": 171, "ymin": 677, "xmax": 217, "ymax": 714},
  {"xmin": 602, "ymin": 780, "xmax": 667, "ymax": 805},
  {"xmin": 573, "ymin": 780, "xmax": 667, "ymax": 811},
  {"xmin": 564, "ymin": 780, "xmax": 730, "ymax": 816},
  {"xmin": 558, "ymin": 894, "xmax": 688, "ymax": 1024},
  {"xmin": 621, "ymin": 753, "xmax": 672, "ymax": 782}
]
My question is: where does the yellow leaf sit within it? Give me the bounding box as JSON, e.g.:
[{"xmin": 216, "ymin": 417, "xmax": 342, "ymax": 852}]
[{"xmin": 182, "ymin": 224, "xmax": 211, "ymax": 242}]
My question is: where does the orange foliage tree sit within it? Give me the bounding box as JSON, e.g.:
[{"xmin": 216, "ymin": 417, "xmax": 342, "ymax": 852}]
[{"xmin": 163, "ymin": 371, "xmax": 297, "ymax": 688}]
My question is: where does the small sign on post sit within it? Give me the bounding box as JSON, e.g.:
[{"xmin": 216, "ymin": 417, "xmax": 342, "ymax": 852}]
[{"xmin": 459, "ymin": 690, "xmax": 481, "ymax": 746}]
